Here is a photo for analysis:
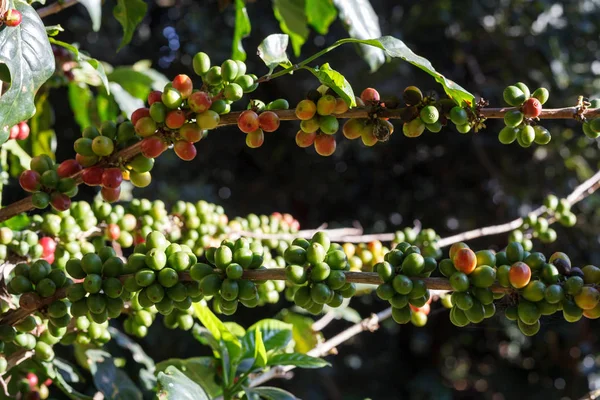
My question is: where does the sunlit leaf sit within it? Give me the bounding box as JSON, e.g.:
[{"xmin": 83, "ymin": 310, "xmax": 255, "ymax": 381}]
[
  {"xmin": 272, "ymin": 0, "xmax": 308, "ymax": 57},
  {"xmin": 232, "ymin": 0, "xmax": 251, "ymax": 61},
  {"xmin": 113, "ymin": 0, "xmax": 147, "ymax": 51}
]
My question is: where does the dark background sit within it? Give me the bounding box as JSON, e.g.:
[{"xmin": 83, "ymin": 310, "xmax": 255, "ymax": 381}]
[{"xmin": 11, "ymin": 0, "xmax": 600, "ymax": 398}]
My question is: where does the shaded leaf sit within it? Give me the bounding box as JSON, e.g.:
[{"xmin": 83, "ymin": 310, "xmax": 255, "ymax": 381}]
[
  {"xmin": 131, "ymin": 60, "xmax": 169, "ymax": 90},
  {"xmin": 109, "ymin": 327, "xmax": 155, "ymax": 390},
  {"xmin": 257, "ymin": 34, "xmax": 293, "ymax": 75},
  {"xmin": 113, "ymin": 0, "xmax": 147, "ymax": 51},
  {"xmin": 0, "ymin": 1, "xmax": 55, "ymax": 143},
  {"xmin": 242, "ymin": 319, "xmax": 292, "ymax": 356},
  {"xmin": 306, "ymin": 0, "xmax": 336, "ymax": 34},
  {"xmin": 96, "ymin": 92, "xmax": 120, "ymax": 123},
  {"xmin": 232, "ymin": 0, "xmax": 251, "ymax": 61},
  {"xmin": 53, "ymin": 371, "xmax": 93, "ymax": 400},
  {"xmin": 304, "ymin": 63, "xmax": 356, "ymax": 107},
  {"xmin": 272, "ymin": 0, "xmax": 308, "ymax": 57},
  {"xmin": 53, "ymin": 357, "xmax": 86, "ymax": 384},
  {"xmin": 48, "ymin": 38, "xmax": 79, "ymax": 58},
  {"xmin": 155, "ymin": 357, "xmax": 221, "ymax": 398},
  {"xmin": 68, "ymin": 82, "xmax": 93, "ymax": 130},
  {"xmin": 333, "ymin": 0, "xmax": 385, "ymax": 72},
  {"xmin": 244, "ymin": 387, "xmax": 299, "ymax": 400},
  {"xmin": 266, "ymin": 353, "xmax": 329, "ymax": 368},
  {"xmin": 156, "ymin": 366, "xmax": 210, "ymax": 400},
  {"xmin": 280, "ymin": 310, "xmax": 322, "ymax": 354},
  {"xmin": 78, "ymin": 0, "xmax": 102, "ymax": 31},
  {"xmin": 86, "ymin": 349, "xmax": 143, "ymax": 400}
]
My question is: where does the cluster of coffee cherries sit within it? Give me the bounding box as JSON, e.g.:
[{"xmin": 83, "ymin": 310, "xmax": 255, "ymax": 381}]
[
  {"xmin": 582, "ymin": 99, "xmax": 600, "ymax": 139},
  {"xmin": 8, "ymin": 121, "xmax": 30, "ymax": 141},
  {"xmin": 1, "ymin": 8, "xmax": 21, "ymax": 27},
  {"xmin": 12, "ymin": 372, "xmax": 52, "ymax": 400},
  {"xmin": 286, "ymin": 232, "xmax": 356, "ymax": 315},
  {"xmin": 130, "ymin": 53, "xmax": 259, "ymax": 162},
  {"xmin": 0, "ymin": 227, "xmax": 56, "ymax": 265},
  {"xmin": 19, "ymin": 155, "xmax": 78, "ymax": 211},
  {"xmin": 499, "ymin": 83, "xmax": 551, "ymax": 147},
  {"xmin": 507, "ymin": 194, "xmax": 577, "ymax": 250},
  {"xmin": 293, "ymin": 87, "xmax": 354, "ymax": 156},
  {"xmin": 236, "ymin": 99, "xmax": 288, "ymax": 148},
  {"xmin": 375, "ymin": 242, "xmax": 437, "ymax": 327}
]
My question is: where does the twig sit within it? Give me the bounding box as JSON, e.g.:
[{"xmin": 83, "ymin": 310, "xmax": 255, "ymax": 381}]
[
  {"xmin": 247, "ymin": 307, "xmax": 393, "ymax": 388},
  {"xmin": 37, "ymin": 0, "xmax": 79, "ymax": 18},
  {"xmin": 311, "ymin": 311, "xmax": 336, "ymax": 332},
  {"xmin": 231, "ymin": 227, "xmax": 363, "ymax": 241}
]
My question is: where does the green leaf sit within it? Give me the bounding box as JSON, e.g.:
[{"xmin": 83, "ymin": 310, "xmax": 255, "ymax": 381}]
[
  {"xmin": 79, "ymin": 54, "xmax": 110, "ymax": 94},
  {"xmin": 68, "ymin": 82, "xmax": 93, "ymax": 130},
  {"xmin": 25, "ymin": 92, "xmax": 56, "ymax": 160},
  {"xmin": 156, "ymin": 366, "xmax": 210, "ymax": 400},
  {"xmin": 108, "ymin": 327, "xmax": 156, "ymax": 391},
  {"xmin": 257, "ymin": 34, "xmax": 293, "ymax": 75},
  {"xmin": 53, "ymin": 370, "xmax": 93, "ymax": 400},
  {"xmin": 0, "ymin": 1, "xmax": 55, "ymax": 144},
  {"xmin": 242, "ymin": 319, "xmax": 293, "ymax": 356},
  {"xmin": 108, "ymin": 67, "xmax": 153, "ymax": 100},
  {"xmin": 155, "ymin": 357, "xmax": 221, "ymax": 398},
  {"xmin": 3, "ymin": 141, "xmax": 31, "ymax": 171},
  {"xmin": 348, "ymin": 36, "xmax": 475, "ymax": 106},
  {"xmin": 304, "ymin": 63, "xmax": 356, "ymax": 107},
  {"xmin": 45, "ymin": 25, "xmax": 64, "ymax": 37},
  {"xmin": 78, "ymin": 0, "xmax": 102, "ymax": 31},
  {"xmin": 266, "ymin": 353, "xmax": 329, "ymax": 368},
  {"xmin": 232, "ymin": 0, "xmax": 251, "ymax": 61},
  {"xmin": 131, "ymin": 60, "xmax": 169, "ymax": 90},
  {"xmin": 280, "ymin": 310, "xmax": 322, "ymax": 354},
  {"xmin": 244, "ymin": 387, "xmax": 299, "ymax": 400},
  {"xmin": 48, "ymin": 38, "xmax": 79, "ymax": 58},
  {"xmin": 192, "ymin": 302, "xmax": 242, "ymax": 363},
  {"xmin": 272, "ymin": 0, "xmax": 309, "ymax": 57},
  {"xmin": 109, "ymin": 82, "xmax": 144, "ymax": 120},
  {"xmin": 53, "ymin": 357, "xmax": 86, "ymax": 384},
  {"xmin": 113, "ymin": 0, "xmax": 147, "ymax": 51},
  {"xmin": 86, "ymin": 349, "xmax": 143, "ymax": 400},
  {"xmin": 224, "ymin": 322, "xmax": 246, "ymax": 338},
  {"xmin": 332, "ymin": 0, "xmax": 385, "ymax": 72},
  {"xmin": 253, "ymin": 328, "xmax": 268, "ymax": 368},
  {"xmin": 306, "ymin": 0, "xmax": 336, "ymax": 34},
  {"xmin": 0, "ymin": 214, "xmax": 31, "ymax": 230}
]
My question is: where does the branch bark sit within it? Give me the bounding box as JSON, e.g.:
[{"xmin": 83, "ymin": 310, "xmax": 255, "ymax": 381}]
[{"xmin": 37, "ymin": 0, "xmax": 79, "ymax": 18}]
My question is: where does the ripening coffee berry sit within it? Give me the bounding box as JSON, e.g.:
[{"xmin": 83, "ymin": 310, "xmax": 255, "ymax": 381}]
[
  {"xmin": 106, "ymin": 224, "xmax": 121, "ymax": 240},
  {"xmin": 16, "ymin": 122, "xmax": 29, "ymax": 140},
  {"xmin": 314, "ymin": 135, "xmax": 336, "ymax": 156},
  {"xmin": 165, "ymin": 110, "xmax": 187, "ymax": 129},
  {"xmin": 295, "ymin": 100, "xmax": 317, "ymax": 120},
  {"xmin": 361, "ymin": 125, "xmax": 378, "ymax": 146},
  {"xmin": 148, "ymin": 90, "xmax": 162, "ymax": 105},
  {"xmin": 179, "ymin": 123, "xmax": 203, "ymax": 143},
  {"xmin": 101, "ymin": 187, "xmax": 121, "ymax": 203},
  {"xmin": 522, "ymin": 98, "xmax": 542, "ymax": 118},
  {"xmin": 19, "ymin": 170, "xmax": 42, "ymax": 192},
  {"xmin": 360, "ymin": 88, "xmax": 380, "ymax": 102},
  {"xmin": 238, "ymin": 110, "xmax": 260, "ymax": 133},
  {"xmin": 498, "ymin": 126, "xmax": 518, "ymax": 144},
  {"xmin": 333, "ymin": 98, "xmax": 349, "ymax": 114},
  {"xmin": 509, "ymin": 262, "xmax": 531, "ymax": 289},
  {"xmin": 50, "ymin": 192, "xmax": 71, "ymax": 212},
  {"xmin": 342, "ymin": 118, "xmax": 364, "ymax": 140},
  {"xmin": 92, "ymin": 136, "xmax": 114, "ymax": 157},
  {"xmin": 4, "ymin": 9, "xmax": 22, "ymax": 27},
  {"xmin": 56, "ymin": 159, "xmax": 82, "ymax": 178},
  {"xmin": 258, "ymin": 111, "xmax": 280, "ymax": 132},
  {"xmin": 319, "ymin": 115, "xmax": 339, "ymax": 135},
  {"xmin": 295, "ymin": 130, "xmax": 316, "ymax": 148},
  {"xmin": 188, "ymin": 91, "xmax": 212, "ymax": 113},
  {"xmin": 196, "ymin": 110, "xmax": 220, "ymax": 130},
  {"xmin": 82, "ymin": 166, "xmax": 104, "ymax": 186},
  {"xmin": 130, "ymin": 171, "xmax": 152, "ymax": 188},
  {"xmin": 419, "ymin": 106, "xmax": 439, "ymax": 124},
  {"xmin": 135, "ymin": 117, "xmax": 157, "ymax": 137},
  {"xmin": 149, "ymin": 102, "xmax": 167, "ymax": 123},
  {"xmin": 9, "ymin": 124, "xmax": 19, "ymax": 140},
  {"xmin": 131, "ymin": 108, "xmax": 150, "ymax": 126},
  {"xmin": 317, "ymin": 95, "xmax": 337, "ymax": 116},
  {"xmin": 141, "ymin": 136, "xmax": 167, "ymax": 158},
  {"xmin": 402, "ymin": 118, "xmax": 425, "ymax": 138},
  {"xmin": 246, "ymin": 129, "xmax": 264, "ymax": 148},
  {"xmin": 453, "ymin": 248, "xmax": 477, "ymax": 275},
  {"xmin": 224, "ymin": 83, "xmax": 243, "ymax": 101},
  {"xmin": 173, "ymin": 141, "xmax": 197, "ymax": 161},
  {"xmin": 162, "ymin": 87, "xmax": 183, "ymax": 108},
  {"xmin": 102, "ymin": 168, "xmax": 123, "ymax": 189},
  {"xmin": 172, "ymin": 74, "xmax": 193, "ymax": 98},
  {"xmin": 403, "ymin": 86, "xmax": 423, "ymax": 106}
]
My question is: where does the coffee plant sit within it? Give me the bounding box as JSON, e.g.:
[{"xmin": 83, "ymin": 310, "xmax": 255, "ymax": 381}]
[{"xmin": 0, "ymin": 0, "xmax": 599, "ymax": 399}]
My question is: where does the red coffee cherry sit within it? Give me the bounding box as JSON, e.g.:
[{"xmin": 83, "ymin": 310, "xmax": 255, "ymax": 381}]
[
  {"xmin": 172, "ymin": 74, "xmax": 193, "ymax": 98},
  {"xmin": 147, "ymin": 90, "xmax": 163, "ymax": 105},
  {"xmin": 314, "ymin": 134, "xmax": 336, "ymax": 156},
  {"xmin": 295, "ymin": 130, "xmax": 316, "ymax": 148},
  {"xmin": 39, "ymin": 237, "xmax": 57, "ymax": 258},
  {"xmin": 258, "ymin": 111, "xmax": 280, "ymax": 132},
  {"xmin": 16, "ymin": 122, "xmax": 30, "ymax": 140},
  {"xmin": 101, "ymin": 168, "xmax": 123, "ymax": 189},
  {"xmin": 141, "ymin": 136, "xmax": 167, "ymax": 158},
  {"xmin": 179, "ymin": 123, "xmax": 203, "ymax": 143},
  {"xmin": 165, "ymin": 110, "xmax": 187, "ymax": 129},
  {"xmin": 101, "ymin": 187, "xmax": 121, "ymax": 203},
  {"xmin": 4, "ymin": 9, "xmax": 22, "ymax": 27},
  {"xmin": 360, "ymin": 88, "xmax": 380, "ymax": 102},
  {"xmin": 237, "ymin": 110, "xmax": 260, "ymax": 133},
  {"xmin": 131, "ymin": 108, "xmax": 150, "ymax": 125},
  {"xmin": 57, "ymin": 159, "xmax": 82, "ymax": 178},
  {"xmin": 82, "ymin": 166, "xmax": 104, "ymax": 186},
  {"xmin": 9, "ymin": 125, "xmax": 20, "ymax": 140},
  {"xmin": 50, "ymin": 192, "xmax": 71, "ymax": 211},
  {"xmin": 173, "ymin": 140, "xmax": 197, "ymax": 161},
  {"xmin": 188, "ymin": 91, "xmax": 212, "ymax": 113},
  {"xmin": 522, "ymin": 98, "xmax": 542, "ymax": 118},
  {"xmin": 19, "ymin": 170, "xmax": 41, "ymax": 192},
  {"xmin": 106, "ymin": 223, "xmax": 121, "ymax": 240}
]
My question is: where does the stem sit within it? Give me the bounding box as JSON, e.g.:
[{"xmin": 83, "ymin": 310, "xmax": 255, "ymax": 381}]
[{"xmin": 37, "ymin": 0, "xmax": 79, "ymax": 18}]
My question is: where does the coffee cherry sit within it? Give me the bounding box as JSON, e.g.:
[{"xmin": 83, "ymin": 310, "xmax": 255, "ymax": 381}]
[
  {"xmin": 172, "ymin": 74, "xmax": 193, "ymax": 99},
  {"xmin": 76, "ymin": 154, "xmax": 98, "ymax": 168},
  {"xmin": 531, "ymin": 87, "xmax": 549, "ymax": 105},
  {"xmin": 82, "ymin": 166, "xmax": 104, "ymax": 186},
  {"xmin": 196, "ymin": 110, "xmax": 220, "ymax": 130},
  {"xmin": 504, "ymin": 110, "xmax": 523, "ymax": 127},
  {"xmin": 237, "ymin": 110, "xmax": 260, "ymax": 133},
  {"xmin": 403, "ymin": 86, "xmax": 423, "ymax": 106},
  {"xmin": 295, "ymin": 100, "xmax": 317, "ymax": 120},
  {"xmin": 266, "ymin": 98, "xmax": 289, "ymax": 110},
  {"xmin": 148, "ymin": 90, "xmax": 162, "ymax": 105},
  {"xmin": 165, "ymin": 110, "xmax": 187, "ymax": 129},
  {"xmin": 522, "ymin": 98, "xmax": 542, "ymax": 118},
  {"xmin": 361, "ymin": 126, "xmax": 378, "ymax": 146},
  {"xmin": 179, "ymin": 123, "xmax": 203, "ymax": 143},
  {"xmin": 360, "ymin": 88, "xmax": 380, "ymax": 102},
  {"xmin": 9, "ymin": 124, "xmax": 20, "ymax": 140},
  {"xmin": 192, "ymin": 52, "xmax": 211, "ymax": 76},
  {"xmin": 149, "ymin": 102, "xmax": 167, "ymax": 123},
  {"xmin": 162, "ymin": 87, "xmax": 183, "ymax": 109},
  {"xmin": 503, "ymin": 86, "xmax": 526, "ymax": 106},
  {"xmin": 57, "ymin": 159, "xmax": 82, "ymax": 178},
  {"xmin": 128, "ymin": 155, "xmax": 154, "ymax": 173},
  {"xmin": 131, "ymin": 108, "xmax": 150, "ymax": 126},
  {"xmin": 91, "ymin": 136, "xmax": 114, "ymax": 157},
  {"xmin": 314, "ymin": 135, "xmax": 336, "ymax": 156},
  {"xmin": 101, "ymin": 187, "xmax": 121, "ymax": 203},
  {"xmin": 518, "ymin": 125, "xmax": 535, "ymax": 146},
  {"xmin": 102, "ymin": 168, "xmax": 123, "ymax": 189},
  {"xmin": 16, "ymin": 122, "xmax": 30, "ymax": 140},
  {"xmin": 452, "ymin": 248, "xmax": 476, "ymax": 275},
  {"xmin": 342, "ymin": 118, "xmax": 364, "ymax": 140},
  {"xmin": 533, "ymin": 126, "xmax": 551, "ymax": 144},
  {"xmin": 50, "ymin": 192, "xmax": 71, "ymax": 212},
  {"xmin": 258, "ymin": 111, "xmax": 280, "ymax": 132},
  {"xmin": 141, "ymin": 136, "xmax": 167, "ymax": 158},
  {"xmin": 317, "ymin": 95, "xmax": 337, "ymax": 116},
  {"xmin": 419, "ymin": 106, "xmax": 439, "ymax": 124},
  {"xmin": 402, "ymin": 118, "xmax": 425, "ymax": 138},
  {"xmin": 20, "ymin": 170, "xmax": 42, "ymax": 192},
  {"xmin": 246, "ymin": 129, "xmax": 264, "ymax": 148},
  {"xmin": 204, "ymin": 66, "xmax": 223, "ymax": 86},
  {"xmin": 188, "ymin": 91, "xmax": 212, "ymax": 113},
  {"xmin": 295, "ymin": 130, "xmax": 316, "ymax": 148},
  {"xmin": 224, "ymin": 83, "xmax": 243, "ymax": 101},
  {"xmin": 4, "ymin": 9, "xmax": 22, "ymax": 27},
  {"xmin": 174, "ymin": 141, "xmax": 197, "ymax": 161},
  {"xmin": 333, "ymin": 98, "xmax": 349, "ymax": 114},
  {"xmin": 319, "ymin": 116, "xmax": 339, "ymax": 135},
  {"xmin": 135, "ymin": 117, "xmax": 157, "ymax": 137}
]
